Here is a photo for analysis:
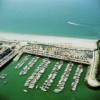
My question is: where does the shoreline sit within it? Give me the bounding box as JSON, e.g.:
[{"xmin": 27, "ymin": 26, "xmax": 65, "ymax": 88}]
[{"xmin": 0, "ymin": 32, "xmax": 98, "ymax": 50}]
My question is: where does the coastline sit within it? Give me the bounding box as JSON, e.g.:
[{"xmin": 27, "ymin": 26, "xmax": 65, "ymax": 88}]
[{"xmin": 0, "ymin": 32, "xmax": 98, "ymax": 50}]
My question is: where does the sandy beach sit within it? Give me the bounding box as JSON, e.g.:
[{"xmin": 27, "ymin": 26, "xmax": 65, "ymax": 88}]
[{"xmin": 0, "ymin": 32, "xmax": 98, "ymax": 50}]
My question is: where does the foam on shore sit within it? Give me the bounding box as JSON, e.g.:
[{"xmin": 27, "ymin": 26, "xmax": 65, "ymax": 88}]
[{"xmin": 0, "ymin": 32, "xmax": 97, "ymax": 50}]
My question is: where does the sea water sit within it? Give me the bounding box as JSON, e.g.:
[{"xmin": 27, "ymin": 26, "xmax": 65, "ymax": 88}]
[{"xmin": 0, "ymin": 0, "xmax": 100, "ymax": 39}]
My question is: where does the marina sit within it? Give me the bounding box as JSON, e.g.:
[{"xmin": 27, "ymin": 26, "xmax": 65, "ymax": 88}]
[
  {"xmin": 0, "ymin": 0, "xmax": 100, "ymax": 99},
  {"xmin": 0, "ymin": 38, "xmax": 99, "ymax": 100}
]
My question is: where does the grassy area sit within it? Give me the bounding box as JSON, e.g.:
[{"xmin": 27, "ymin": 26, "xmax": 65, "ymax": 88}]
[{"xmin": 0, "ymin": 54, "xmax": 100, "ymax": 100}]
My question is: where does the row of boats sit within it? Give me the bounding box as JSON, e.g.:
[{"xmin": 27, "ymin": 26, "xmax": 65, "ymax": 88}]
[
  {"xmin": 71, "ymin": 64, "xmax": 83, "ymax": 91},
  {"xmin": 15, "ymin": 55, "xmax": 31, "ymax": 69},
  {"xmin": 40, "ymin": 61, "xmax": 63, "ymax": 91},
  {"xmin": 54, "ymin": 63, "xmax": 73, "ymax": 93},
  {"xmin": 19, "ymin": 56, "xmax": 39, "ymax": 76},
  {"xmin": 15, "ymin": 55, "xmax": 84, "ymax": 93},
  {"xmin": 24, "ymin": 58, "xmax": 50, "ymax": 89}
]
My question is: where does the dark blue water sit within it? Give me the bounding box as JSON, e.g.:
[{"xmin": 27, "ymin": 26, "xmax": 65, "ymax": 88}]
[{"xmin": 0, "ymin": 0, "xmax": 100, "ymax": 39}]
